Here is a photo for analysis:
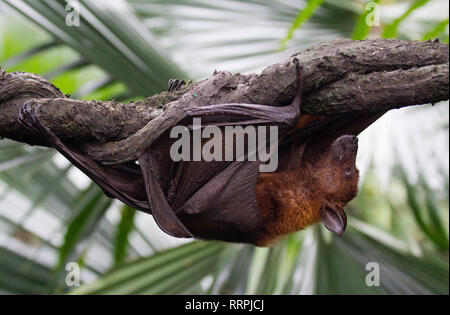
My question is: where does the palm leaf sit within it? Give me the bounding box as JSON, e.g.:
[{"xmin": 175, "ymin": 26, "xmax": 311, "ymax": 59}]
[
  {"xmin": 71, "ymin": 241, "xmax": 224, "ymax": 294},
  {"xmin": 113, "ymin": 205, "xmax": 136, "ymax": 266},
  {"xmin": 382, "ymin": 0, "xmax": 432, "ymax": 39},
  {"xmin": 0, "ymin": 247, "xmax": 53, "ymax": 294},
  {"xmin": 280, "ymin": 0, "xmax": 327, "ymax": 49}
]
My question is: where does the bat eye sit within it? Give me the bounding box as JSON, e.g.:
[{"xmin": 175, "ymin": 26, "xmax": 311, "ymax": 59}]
[{"xmin": 344, "ymin": 169, "xmax": 352, "ymax": 177}]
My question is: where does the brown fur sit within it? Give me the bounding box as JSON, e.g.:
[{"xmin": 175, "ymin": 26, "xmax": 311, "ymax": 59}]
[
  {"xmin": 255, "ymin": 135, "xmax": 360, "ymax": 246},
  {"xmin": 294, "ymin": 114, "xmax": 324, "ymax": 130}
]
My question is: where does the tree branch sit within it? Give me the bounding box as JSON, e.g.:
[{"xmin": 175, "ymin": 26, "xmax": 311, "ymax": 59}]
[{"xmin": 1, "ymin": 39, "xmax": 448, "ymax": 158}]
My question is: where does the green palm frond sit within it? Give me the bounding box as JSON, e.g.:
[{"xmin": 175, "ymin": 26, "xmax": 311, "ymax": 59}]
[{"xmin": 382, "ymin": 0, "xmax": 432, "ymax": 39}]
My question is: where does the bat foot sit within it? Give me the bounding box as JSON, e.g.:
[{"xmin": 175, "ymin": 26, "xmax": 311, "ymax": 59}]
[
  {"xmin": 168, "ymin": 79, "xmax": 192, "ymax": 92},
  {"xmin": 18, "ymin": 100, "xmax": 39, "ymax": 133},
  {"xmin": 289, "ymin": 57, "xmax": 304, "ymax": 113},
  {"xmin": 292, "ymin": 57, "xmax": 304, "ymax": 86}
]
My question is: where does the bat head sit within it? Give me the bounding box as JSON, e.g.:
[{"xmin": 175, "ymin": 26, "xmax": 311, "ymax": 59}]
[
  {"xmin": 255, "ymin": 134, "xmax": 361, "ymax": 245},
  {"xmin": 278, "ymin": 112, "xmax": 386, "ymax": 238},
  {"xmin": 314, "ymin": 135, "xmax": 360, "ymax": 201},
  {"xmin": 311, "ymin": 135, "xmax": 360, "ymax": 236}
]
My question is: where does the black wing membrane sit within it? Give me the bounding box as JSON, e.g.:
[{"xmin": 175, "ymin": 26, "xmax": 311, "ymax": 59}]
[
  {"xmin": 138, "ymin": 97, "xmax": 302, "ymax": 240},
  {"xmin": 18, "ymin": 60, "xmax": 341, "ymax": 243},
  {"xmin": 135, "ymin": 60, "xmax": 303, "ymax": 239},
  {"xmin": 18, "ymin": 101, "xmax": 150, "ymax": 212}
]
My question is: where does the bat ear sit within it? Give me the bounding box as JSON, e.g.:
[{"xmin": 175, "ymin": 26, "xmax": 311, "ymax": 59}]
[{"xmin": 321, "ymin": 206, "xmax": 347, "ymax": 237}]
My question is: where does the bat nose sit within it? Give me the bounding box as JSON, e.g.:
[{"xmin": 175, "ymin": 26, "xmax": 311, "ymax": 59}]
[{"xmin": 335, "ymin": 135, "xmax": 358, "ymax": 146}]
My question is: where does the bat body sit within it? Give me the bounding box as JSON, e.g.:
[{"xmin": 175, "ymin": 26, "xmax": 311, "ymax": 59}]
[{"xmin": 18, "ymin": 59, "xmax": 383, "ymax": 245}]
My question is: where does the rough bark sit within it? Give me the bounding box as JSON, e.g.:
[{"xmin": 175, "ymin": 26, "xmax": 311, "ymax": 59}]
[{"xmin": 1, "ymin": 39, "xmax": 449, "ymax": 162}]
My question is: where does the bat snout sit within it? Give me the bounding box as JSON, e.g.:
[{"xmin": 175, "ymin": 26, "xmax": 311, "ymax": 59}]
[
  {"xmin": 336, "ymin": 135, "xmax": 358, "ymax": 147},
  {"xmin": 331, "ymin": 135, "xmax": 358, "ymax": 161}
]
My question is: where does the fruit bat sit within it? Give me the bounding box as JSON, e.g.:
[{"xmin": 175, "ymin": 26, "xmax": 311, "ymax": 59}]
[{"xmin": 18, "ymin": 59, "xmax": 384, "ymax": 246}]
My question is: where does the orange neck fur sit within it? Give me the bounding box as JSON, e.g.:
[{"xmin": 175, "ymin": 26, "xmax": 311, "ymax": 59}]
[{"xmin": 255, "ymin": 171, "xmax": 322, "ymax": 245}]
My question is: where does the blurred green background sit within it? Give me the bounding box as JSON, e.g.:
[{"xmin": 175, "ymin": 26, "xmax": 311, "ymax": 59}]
[{"xmin": 0, "ymin": 0, "xmax": 448, "ymax": 295}]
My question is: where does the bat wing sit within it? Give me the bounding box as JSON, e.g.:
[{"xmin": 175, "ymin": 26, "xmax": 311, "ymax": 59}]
[
  {"xmin": 18, "ymin": 101, "xmax": 150, "ymax": 212},
  {"xmin": 18, "ymin": 89, "xmax": 301, "ymax": 242},
  {"xmin": 137, "ymin": 82, "xmax": 302, "ymax": 240},
  {"xmin": 17, "ymin": 59, "xmax": 307, "ymax": 243},
  {"xmin": 139, "ymin": 148, "xmax": 264, "ymax": 242},
  {"xmin": 279, "ymin": 112, "xmax": 385, "ymax": 169},
  {"xmin": 131, "ymin": 59, "xmax": 305, "ymax": 240}
]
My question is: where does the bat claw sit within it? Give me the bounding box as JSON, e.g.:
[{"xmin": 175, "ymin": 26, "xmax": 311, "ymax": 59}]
[
  {"xmin": 18, "ymin": 100, "xmax": 50, "ymax": 139},
  {"xmin": 18, "ymin": 100, "xmax": 37, "ymax": 132},
  {"xmin": 293, "ymin": 57, "xmax": 304, "ymax": 87},
  {"xmin": 168, "ymin": 78, "xmax": 191, "ymax": 92},
  {"xmin": 290, "ymin": 57, "xmax": 304, "ymax": 114}
]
